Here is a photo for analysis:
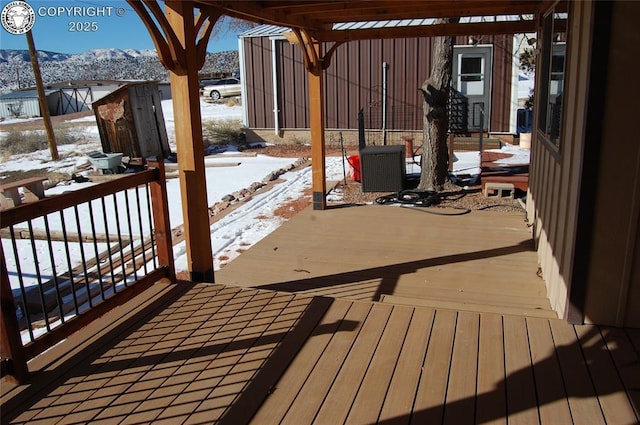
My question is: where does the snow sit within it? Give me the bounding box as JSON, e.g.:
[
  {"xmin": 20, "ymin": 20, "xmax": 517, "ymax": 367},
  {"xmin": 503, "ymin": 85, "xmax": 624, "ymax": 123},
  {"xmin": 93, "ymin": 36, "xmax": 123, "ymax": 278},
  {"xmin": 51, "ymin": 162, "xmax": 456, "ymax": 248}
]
[
  {"xmin": 2, "ymin": 96, "xmax": 531, "ymax": 344},
  {"xmin": 450, "ymin": 144, "xmax": 530, "ymax": 176},
  {"xmin": 1, "ymin": 99, "xmax": 346, "ymax": 294},
  {"xmin": 1, "ymin": 97, "xmax": 528, "ymax": 292}
]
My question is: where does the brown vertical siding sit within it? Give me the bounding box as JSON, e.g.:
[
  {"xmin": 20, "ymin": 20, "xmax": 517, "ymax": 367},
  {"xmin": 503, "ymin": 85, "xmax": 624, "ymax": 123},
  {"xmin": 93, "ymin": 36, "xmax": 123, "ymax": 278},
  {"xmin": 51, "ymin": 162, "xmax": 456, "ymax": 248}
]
[
  {"xmin": 527, "ymin": 1, "xmax": 640, "ymax": 326},
  {"xmin": 279, "ymin": 42, "xmax": 308, "ymax": 129},
  {"xmin": 490, "ymin": 35, "xmax": 515, "ymax": 131},
  {"xmin": 582, "ymin": 0, "xmax": 640, "ymax": 327},
  {"xmin": 244, "ymin": 33, "xmax": 514, "ymax": 133},
  {"xmin": 243, "ymin": 37, "xmax": 274, "ymax": 129}
]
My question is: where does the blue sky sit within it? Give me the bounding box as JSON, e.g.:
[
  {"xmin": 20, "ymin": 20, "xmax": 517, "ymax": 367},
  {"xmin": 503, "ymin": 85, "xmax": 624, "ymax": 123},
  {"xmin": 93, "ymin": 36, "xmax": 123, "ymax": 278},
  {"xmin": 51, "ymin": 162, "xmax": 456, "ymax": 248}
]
[{"xmin": 0, "ymin": 0, "xmax": 241, "ymax": 54}]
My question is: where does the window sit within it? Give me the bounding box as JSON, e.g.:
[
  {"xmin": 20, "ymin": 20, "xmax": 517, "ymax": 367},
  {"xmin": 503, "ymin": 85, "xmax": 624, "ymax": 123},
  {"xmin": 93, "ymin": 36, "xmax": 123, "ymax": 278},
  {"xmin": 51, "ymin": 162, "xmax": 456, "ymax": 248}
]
[
  {"xmin": 537, "ymin": 1, "xmax": 568, "ymax": 148},
  {"xmin": 461, "ymin": 57, "xmax": 482, "ymax": 82}
]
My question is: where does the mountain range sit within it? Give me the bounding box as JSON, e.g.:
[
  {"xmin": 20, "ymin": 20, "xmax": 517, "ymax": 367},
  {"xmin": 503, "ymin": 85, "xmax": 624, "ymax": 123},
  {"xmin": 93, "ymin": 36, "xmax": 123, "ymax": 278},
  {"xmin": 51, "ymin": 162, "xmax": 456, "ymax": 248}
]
[{"xmin": 0, "ymin": 48, "xmax": 239, "ymax": 93}]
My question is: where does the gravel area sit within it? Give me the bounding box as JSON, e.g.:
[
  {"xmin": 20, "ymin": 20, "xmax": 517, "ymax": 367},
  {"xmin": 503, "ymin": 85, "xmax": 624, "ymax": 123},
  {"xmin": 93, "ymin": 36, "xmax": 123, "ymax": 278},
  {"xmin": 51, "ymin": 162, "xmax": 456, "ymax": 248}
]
[
  {"xmin": 238, "ymin": 144, "xmax": 527, "ymax": 214},
  {"xmin": 330, "ymin": 179, "xmax": 526, "ymax": 213}
]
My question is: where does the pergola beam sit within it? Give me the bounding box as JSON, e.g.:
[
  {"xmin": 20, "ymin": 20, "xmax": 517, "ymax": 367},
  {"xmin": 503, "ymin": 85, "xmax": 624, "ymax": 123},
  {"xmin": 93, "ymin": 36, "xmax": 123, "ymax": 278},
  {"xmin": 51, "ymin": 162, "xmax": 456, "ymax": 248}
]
[{"xmin": 311, "ymin": 19, "xmax": 538, "ymax": 42}]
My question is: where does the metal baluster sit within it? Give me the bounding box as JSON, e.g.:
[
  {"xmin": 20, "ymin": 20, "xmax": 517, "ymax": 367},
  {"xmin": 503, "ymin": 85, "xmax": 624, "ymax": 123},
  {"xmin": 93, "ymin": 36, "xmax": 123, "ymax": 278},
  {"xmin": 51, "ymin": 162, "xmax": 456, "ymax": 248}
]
[
  {"xmin": 9, "ymin": 226, "xmax": 34, "ymax": 343},
  {"xmin": 101, "ymin": 196, "xmax": 116, "ymax": 295},
  {"xmin": 74, "ymin": 204, "xmax": 92, "ymax": 309},
  {"xmin": 112, "ymin": 192, "xmax": 128, "ymax": 288},
  {"xmin": 124, "ymin": 190, "xmax": 138, "ymax": 281},
  {"xmin": 144, "ymin": 183, "xmax": 157, "ymax": 269},
  {"xmin": 27, "ymin": 219, "xmax": 50, "ymax": 332},
  {"xmin": 43, "ymin": 214, "xmax": 65, "ymax": 324},
  {"xmin": 87, "ymin": 200, "xmax": 105, "ymax": 302},
  {"xmin": 135, "ymin": 185, "xmax": 148, "ymax": 274},
  {"xmin": 60, "ymin": 209, "xmax": 80, "ymax": 316}
]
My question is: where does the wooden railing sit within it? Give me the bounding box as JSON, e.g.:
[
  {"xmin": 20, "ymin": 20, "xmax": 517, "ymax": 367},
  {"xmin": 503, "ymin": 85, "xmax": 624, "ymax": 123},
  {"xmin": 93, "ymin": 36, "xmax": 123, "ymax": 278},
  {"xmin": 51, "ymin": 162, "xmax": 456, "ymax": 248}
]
[{"xmin": 0, "ymin": 159, "xmax": 175, "ymax": 384}]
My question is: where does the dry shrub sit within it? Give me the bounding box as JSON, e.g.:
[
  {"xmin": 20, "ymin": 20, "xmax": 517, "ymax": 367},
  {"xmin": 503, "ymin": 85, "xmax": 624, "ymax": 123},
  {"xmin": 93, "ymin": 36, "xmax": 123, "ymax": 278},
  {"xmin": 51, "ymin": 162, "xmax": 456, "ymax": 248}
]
[{"xmin": 201, "ymin": 118, "xmax": 245, "ymax": 147}]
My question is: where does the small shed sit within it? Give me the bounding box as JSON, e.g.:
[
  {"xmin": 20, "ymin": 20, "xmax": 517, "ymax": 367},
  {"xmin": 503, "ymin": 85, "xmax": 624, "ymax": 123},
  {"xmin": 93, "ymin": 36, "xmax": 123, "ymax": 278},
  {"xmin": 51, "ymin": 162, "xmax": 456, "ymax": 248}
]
[
  {"xmin": 0, "ymin": 90, "xmax": 46, "ymax": 118},
  {"xmin": 93, "ymin": 82, "xmax": 170, "ymax": 160}
]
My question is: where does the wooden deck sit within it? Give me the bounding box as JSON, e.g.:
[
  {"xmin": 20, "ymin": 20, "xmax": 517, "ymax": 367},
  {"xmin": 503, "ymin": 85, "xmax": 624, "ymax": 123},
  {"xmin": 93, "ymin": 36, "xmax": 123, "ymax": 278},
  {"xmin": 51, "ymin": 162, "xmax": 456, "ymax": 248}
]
[
  {"xmin": 2, "ymin": 205, "xmax": 638, "ymax": 424},
  {"xmin": 217, "ymin": 204, "xmax": 554, "ymax": 318},
  {"xmin": 2, "ymin": 281, "xmax": 638, "ymax": 424}
]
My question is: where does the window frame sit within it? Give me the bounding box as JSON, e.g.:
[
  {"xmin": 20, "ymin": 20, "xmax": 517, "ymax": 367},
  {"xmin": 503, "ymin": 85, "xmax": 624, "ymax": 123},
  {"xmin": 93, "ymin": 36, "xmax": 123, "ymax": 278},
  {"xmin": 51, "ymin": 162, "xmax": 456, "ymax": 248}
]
[{"xmin": 536, "ymin": 2, "xmax": 569, "ymax": 154}]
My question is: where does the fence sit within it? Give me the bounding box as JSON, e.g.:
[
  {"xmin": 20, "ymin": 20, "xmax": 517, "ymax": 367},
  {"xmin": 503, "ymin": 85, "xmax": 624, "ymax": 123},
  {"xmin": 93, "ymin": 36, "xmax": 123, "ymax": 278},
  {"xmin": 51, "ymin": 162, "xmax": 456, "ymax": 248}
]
[{"xmin": 0, "ymin": 160, "xmax": 174, "ymax": 383}]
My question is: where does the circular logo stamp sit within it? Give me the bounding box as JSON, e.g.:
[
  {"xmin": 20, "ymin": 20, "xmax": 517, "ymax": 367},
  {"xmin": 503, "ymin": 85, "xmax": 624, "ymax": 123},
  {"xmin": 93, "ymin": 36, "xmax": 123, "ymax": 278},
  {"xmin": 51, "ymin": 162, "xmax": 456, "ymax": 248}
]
[{"xmin": 1, "ymin": 1, "xmax": 36, "ymax": 35}]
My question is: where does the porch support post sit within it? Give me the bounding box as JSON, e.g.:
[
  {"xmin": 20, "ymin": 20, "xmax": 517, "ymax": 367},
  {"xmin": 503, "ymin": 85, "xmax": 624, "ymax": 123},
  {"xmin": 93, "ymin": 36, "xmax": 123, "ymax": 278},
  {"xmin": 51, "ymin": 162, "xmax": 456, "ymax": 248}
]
[
  {"xmin": 308, "ymin": 46, "xmax": 326, "ymax": 210},
  {"xmin": 165, "ymin": 1, "xmax": 213, "ymax": 281},
  {"xmin": 128, "ymin": 0, "xmax": 220, "ymax": 282},
  {"xmin": 291, "ymin": 29, "xmax": 328, "ymax": 210}
]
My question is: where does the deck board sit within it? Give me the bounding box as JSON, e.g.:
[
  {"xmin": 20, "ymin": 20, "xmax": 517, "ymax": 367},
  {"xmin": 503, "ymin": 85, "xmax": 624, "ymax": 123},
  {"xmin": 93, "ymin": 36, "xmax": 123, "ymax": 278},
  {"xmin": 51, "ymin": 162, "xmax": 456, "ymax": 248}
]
[
  {"xmin": 279, "ymin": 301, "xmax": 372, "ymax": 425},
  {"xmin": 574, "ymin": 325, "xmax": 639, "ymax": 424},
  {"xmin": 2, "ymin": 282, "xmax": 639, "ymax": 424},
  {"xmin": 345, "ymin": 306, "xmax": 413, "ymax": 424},
  {"xmin": 247, "ymin": 298, "xmax": 351, "ymax": 424},
  {"xmin": 216, "ymin": 205, "xmax": 555, "ymax": 318},
  {"xmin": 443, "ymin": 311, "xmax": 479, "ymax": 424},
  {"xmin": 410, "ymin": 309, "xmax": 457, "ymax": 424},
  {"xmin": 549, "ymin": 319, "xmax": 607, "ymax": 425},
  {"xmin": 476, "ymin": 314, "xmax": 507, "ymax": 425},
  {"xmin": 314, "ymin": 303, "xmax": 393, "ymax": 424},
  {"xmin": 602, "ymin": 328, "xmax": 640, "ymax": 419},
  {"xmin": 503, "ymin": 315, "xmax": 540, "ymax": 425},
  {"xmin": 377, "ymin": 307, "xmax": 435, "ymax": 423},
  {"xmin": 526, "ymin": 317, "xmax": 574, "ymax": 425},
  {"xmin": 2, "ymin": 204, "xmax": 639, "ymax": 424}
]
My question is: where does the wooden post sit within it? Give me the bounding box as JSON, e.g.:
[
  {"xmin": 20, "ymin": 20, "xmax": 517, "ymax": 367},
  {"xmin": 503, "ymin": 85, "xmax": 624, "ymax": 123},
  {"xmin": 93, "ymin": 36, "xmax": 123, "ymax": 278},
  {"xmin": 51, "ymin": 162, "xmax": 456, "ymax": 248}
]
[
  {"xmin": 0, "ymin": 244, "xmax": 29, "ymax": 384},
  {"xmin": 308, "ymin": 42, "xmax": 327, "ymax": 210},
  {"xmin": 165, "ymin": 1, "xmax": 214, "ymax": 282},
  {"xmin": 147, "ymin": 158, "xmax": 176, "ymax": 282},
  {"xmin": 26, "ymin": 30, "xmax": 58, "ymax": 161}
]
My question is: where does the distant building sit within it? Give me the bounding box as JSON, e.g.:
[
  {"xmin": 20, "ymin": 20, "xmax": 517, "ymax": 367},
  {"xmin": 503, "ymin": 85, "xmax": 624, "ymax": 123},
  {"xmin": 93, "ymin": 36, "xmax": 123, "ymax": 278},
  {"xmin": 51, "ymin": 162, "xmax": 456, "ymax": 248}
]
[
  {"xmin": 0, "ymin": 80, "xmax": 172, "ymax": 119},
  {"xmin": 239, "ymin": 24, "xmax": 530, "ymax": 144}
]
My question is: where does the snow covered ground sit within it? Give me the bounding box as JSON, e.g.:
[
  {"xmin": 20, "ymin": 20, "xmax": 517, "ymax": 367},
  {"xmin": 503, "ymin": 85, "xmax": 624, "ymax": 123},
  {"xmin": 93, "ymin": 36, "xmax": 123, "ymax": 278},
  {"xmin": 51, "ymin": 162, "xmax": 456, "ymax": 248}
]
[
  {"xmin": 1, "ymin": 99, "xmax": 346, "ymax": 291},
  {"xmin": 1, "ymin": 98, "xmax": 529, "ymax": 290}
]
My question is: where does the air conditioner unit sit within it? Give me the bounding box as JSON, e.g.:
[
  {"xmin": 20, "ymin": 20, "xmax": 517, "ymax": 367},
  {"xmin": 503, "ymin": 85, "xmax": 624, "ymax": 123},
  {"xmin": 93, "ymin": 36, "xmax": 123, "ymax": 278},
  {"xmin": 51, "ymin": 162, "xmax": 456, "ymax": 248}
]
[{"xmin": 360, "ymin": 145, "xmax": 406, "ymax": 192}]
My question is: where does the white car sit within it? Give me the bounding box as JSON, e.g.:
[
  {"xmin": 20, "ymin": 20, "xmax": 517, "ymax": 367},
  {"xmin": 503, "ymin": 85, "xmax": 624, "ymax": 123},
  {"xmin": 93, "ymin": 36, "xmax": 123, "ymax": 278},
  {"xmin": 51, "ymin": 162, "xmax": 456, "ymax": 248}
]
[{"xmin": 202, "ymin": 78, "xmax": 241, "ymax": 100}]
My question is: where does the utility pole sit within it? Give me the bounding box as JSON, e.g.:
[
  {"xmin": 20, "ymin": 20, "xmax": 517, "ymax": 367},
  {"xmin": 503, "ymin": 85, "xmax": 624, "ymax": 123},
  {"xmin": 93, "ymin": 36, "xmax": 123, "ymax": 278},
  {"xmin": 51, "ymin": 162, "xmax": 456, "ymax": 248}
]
[{"xmin": 26, "ymin": 29, "xmax": 58, "ymax": 160}]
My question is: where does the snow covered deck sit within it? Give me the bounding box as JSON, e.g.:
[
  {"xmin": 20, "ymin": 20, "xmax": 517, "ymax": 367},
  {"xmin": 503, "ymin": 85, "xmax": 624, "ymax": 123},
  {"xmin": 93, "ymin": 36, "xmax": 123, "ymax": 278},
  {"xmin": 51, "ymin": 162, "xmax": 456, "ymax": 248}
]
[{"xmin": 2, "ymin": 205, "xmax": 638, "ymax": 424}]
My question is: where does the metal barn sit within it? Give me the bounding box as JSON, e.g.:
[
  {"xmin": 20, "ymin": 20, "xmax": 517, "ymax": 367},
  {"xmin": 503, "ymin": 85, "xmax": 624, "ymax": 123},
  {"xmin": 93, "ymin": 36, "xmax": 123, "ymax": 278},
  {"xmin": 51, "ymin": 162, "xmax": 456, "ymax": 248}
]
[{"xmin": 239, "ymin": 24, "xmax": 522, "ymax": 144}]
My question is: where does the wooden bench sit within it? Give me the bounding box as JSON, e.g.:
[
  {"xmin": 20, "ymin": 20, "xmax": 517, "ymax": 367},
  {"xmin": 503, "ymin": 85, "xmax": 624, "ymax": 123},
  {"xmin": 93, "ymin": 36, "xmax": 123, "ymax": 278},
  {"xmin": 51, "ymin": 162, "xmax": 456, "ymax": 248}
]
[{"xmin": 0, "ymin": 176, "xmax": 48, "ymax": 209}]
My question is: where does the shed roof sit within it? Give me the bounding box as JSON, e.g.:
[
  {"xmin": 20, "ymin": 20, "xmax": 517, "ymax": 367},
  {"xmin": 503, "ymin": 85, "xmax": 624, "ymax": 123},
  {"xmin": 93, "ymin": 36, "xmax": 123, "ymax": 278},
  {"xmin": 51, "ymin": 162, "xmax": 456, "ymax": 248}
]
[{"xmin": 0, "ymin": 89, "xmax": 56, "ymax": 100}]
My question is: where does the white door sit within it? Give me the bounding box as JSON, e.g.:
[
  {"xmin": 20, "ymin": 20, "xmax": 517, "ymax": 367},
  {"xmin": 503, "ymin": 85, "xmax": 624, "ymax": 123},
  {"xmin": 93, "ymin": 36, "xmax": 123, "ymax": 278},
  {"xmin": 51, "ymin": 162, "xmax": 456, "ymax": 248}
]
[{"xmin": 452, "ymin": 46, "xmax": 493, "ymax": 132}]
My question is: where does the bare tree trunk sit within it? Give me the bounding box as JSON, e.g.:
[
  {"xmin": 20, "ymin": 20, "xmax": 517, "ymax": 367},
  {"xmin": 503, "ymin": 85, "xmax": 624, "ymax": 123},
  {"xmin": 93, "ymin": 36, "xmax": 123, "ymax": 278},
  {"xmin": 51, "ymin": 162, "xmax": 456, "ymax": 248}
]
[{"xmin": 418, "ymin": 20, "xmax": 457, "ymax": 191}]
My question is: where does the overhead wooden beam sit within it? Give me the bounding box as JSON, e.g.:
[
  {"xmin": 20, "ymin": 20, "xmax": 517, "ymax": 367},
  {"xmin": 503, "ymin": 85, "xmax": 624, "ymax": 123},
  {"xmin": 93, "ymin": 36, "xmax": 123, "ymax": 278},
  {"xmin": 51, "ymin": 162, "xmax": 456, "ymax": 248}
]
[
  {"xmin": 284, "ymin": 4, "xmax": 540, "ymax": 23},
  {"xmin": 310, "ymin": 19, "xmax": 538, "ymax": 42},
  {"xmin": 205, "ymin": 0, "xmax": 542, "ymax": 28},
  {"xmin": 206, "ymin": 1, "xmax": 331, "ymax": 32}
]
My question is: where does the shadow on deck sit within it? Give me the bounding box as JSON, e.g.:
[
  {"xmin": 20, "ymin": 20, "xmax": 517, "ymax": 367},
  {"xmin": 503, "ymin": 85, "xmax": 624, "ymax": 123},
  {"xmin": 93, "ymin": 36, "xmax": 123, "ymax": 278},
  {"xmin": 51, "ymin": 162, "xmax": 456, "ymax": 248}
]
[
  {"xmin": 218, "ymin": 204, "xmax": 553, "ymax": 318},
  {"xmin": 1, "ymin": 281, "xmax": 638, "ymax": 424},
  {"xmin": 2, "ymin": 205, "xmax": 638, "ymax": 424}
]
